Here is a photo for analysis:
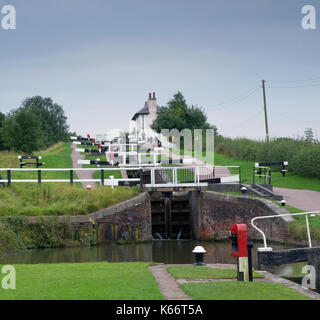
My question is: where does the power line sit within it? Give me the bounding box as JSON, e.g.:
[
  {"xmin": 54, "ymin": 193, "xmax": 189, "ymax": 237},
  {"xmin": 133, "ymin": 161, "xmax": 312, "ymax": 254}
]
[
  {"xmin": 268, "ymin": 83, "xmax": 320, "ymax": 89},
  {"xmin": 272, "ymin": 110, "xmax": 320, "ymax": 124},
  {"xmin": 211, "ymin": 86, "xmax": 260, "ymax": 111},
  {"xmin": 268, "ymin": 76, "xmax": 320, "ymax": 83}
]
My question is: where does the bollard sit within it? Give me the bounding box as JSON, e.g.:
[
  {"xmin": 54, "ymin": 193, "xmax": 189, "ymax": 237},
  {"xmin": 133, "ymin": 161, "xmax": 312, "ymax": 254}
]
[
  {"xmin": 192, "ymin": 246, "xmax": 206, "ymax": 266},
  {"xmin": 241, "ymin": 186, "xmax": 247, "ymax": 195}
]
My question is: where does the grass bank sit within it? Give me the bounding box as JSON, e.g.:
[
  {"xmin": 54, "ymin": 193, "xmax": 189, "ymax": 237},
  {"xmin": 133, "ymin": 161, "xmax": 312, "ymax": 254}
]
[
  {"xmin": 0, "ymin": 262, "xmax": 163, "ymax": 300},
  {"xmin": 180, "ymin": 281, "xmax": 311, "ymax": 300},
  {"xmin": 174, "ymin": 148, "xmax": 320, "ymax": 192},
  {"xmin": 278, "ymin": 204, "xmax": 320, "ymax": 242},
  {"xmin": 0, "ymin": 142, "xmax": 75, "ymax": 180},
  {"xmin": 0, "ymin": 184, "xmax": 140, "ymax": 216},
  {"xmin": 167, "ymin": 266, "xmax": 263, "ymax": 279}
]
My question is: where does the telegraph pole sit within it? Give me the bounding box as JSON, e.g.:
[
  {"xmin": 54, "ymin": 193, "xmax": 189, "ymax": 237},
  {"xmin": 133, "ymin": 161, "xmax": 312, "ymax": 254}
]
[{"xmin": 262, "ymin": 80, "xmax": 270, "ymax": 143}]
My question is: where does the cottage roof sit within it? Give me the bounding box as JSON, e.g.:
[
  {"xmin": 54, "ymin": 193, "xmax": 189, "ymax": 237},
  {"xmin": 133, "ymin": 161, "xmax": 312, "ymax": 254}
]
[{"xmin": 131, "ymin": 103, "xmax": 161, "ymax": 121}]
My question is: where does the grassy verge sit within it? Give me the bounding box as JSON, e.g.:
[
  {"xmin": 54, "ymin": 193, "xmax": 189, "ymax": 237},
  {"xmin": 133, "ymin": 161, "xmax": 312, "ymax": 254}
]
[
  {"xmin": 167, "ymin": 266, "xmax": 263, "ymax": 279},
  {"xmin": 0, "ymin": 184, "xmax": 140, "ymax": 216},
  {"xmin": 276, "ymin": 203, "xmax": 320, "ymax": 242},
  {"xmin": 0, "ymin": 262, "xmax": 164, "ymax": 300},
  {"xmin": 174, "ymin": 148, "xmax": 320, "ymax": 192},
  {"xmin": 180, "ymin": 282, "xmax": 311, "ymax": 300},
  {"xmin": 0, "ymin": 142, "xmax": 76, "ymax": 180}
]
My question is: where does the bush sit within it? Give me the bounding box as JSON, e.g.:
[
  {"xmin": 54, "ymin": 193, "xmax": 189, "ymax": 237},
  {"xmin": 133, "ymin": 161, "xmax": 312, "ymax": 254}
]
[{"xmin": 291, "ymin": 144, "xmax": 320, "ymax": 178}]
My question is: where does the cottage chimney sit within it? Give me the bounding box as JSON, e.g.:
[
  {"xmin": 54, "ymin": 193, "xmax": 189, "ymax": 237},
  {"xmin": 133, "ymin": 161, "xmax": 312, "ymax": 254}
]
[{"xmin": 147, "ymin": 91, "xmax": 158, "ymax": 126}]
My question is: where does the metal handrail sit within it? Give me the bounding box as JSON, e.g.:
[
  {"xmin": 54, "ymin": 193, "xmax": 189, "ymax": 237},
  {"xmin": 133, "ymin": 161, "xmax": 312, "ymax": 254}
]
[
  {"xmin": 251, "ymin": 211, "xmax": 320, "ymax": 249},
  {"xmin": 253, "ymin": 166, "xmax": 271, "ymax": 185}
]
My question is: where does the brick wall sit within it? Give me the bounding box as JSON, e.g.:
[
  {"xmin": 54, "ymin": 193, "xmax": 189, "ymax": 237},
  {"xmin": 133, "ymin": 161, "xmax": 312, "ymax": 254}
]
[
  {"xmin": 27, "ymin": 192, "xmax": 152, "ymax": 243},
  {"xmin": 194, "ymin": 191, "xmax": 294, "ymax": 244}
]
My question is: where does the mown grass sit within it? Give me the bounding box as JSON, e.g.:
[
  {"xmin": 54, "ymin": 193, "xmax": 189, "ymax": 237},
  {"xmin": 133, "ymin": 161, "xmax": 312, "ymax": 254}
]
[
  {"xmin": 0, "ymin": 142, "xmax": 75, "ymax": 180},
  {"xmin": 0, "ymin": 262, "xmax": 164, "ymax": 300},
  {"xmin": 180, "ymin": 281, "xmax": 311, "ymax": 300},
  {"xmin": 167, "ymin": 266, "xmax": 263, "ymax": 279},
  {"xmin": 0, "ymin": 184, "xmax": 140, "ymax": 216},
  {"xmin": 175, "ymin": 148, "xmax": 320, "ymax": 192}
]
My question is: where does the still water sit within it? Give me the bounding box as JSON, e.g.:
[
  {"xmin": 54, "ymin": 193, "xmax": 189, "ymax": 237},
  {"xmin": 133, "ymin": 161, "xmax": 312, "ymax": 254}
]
[{"xmin": 0, "ymin": 240, "xmax": 306, "ymax": 280}]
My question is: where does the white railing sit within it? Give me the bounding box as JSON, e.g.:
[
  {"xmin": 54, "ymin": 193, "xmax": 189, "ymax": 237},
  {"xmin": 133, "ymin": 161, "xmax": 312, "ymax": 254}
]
[
  {"xmin": 0, "ymin": 166, "xmax": 217, "ymax": 189},
  {"xmin": 253, "ymin": 165, "xmax": 271, "ymax": 185},
  {"xmin": 144, "ymin": 166, "xmax": 212, "ymax": 188},
  {"xmin": 105, "ymin": 152, "xmax": 161, "ymax": 166},
  {"xmin": 0, "ymin": 167, "xmax": 141, "ymax": 187},
  {"xmin": 251, "ymin": 211, "xmax": 319, "ymax": 251}
]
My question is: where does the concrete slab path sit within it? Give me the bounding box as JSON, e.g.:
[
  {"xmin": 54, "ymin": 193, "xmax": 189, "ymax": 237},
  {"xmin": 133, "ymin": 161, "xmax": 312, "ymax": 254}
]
[
  {"xmin": 150, "ymin": 263, "xmax": 320, "ymax": 300},
  {"xmin": 149, "ymin": 265, "xmax": 191, "ymax": 300}
]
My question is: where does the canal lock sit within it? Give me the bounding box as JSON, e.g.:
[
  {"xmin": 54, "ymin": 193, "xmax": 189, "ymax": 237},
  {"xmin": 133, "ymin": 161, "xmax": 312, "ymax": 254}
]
[{"xmin": 150, "ymin": 192, "xmax": 193, "ymax": 240}]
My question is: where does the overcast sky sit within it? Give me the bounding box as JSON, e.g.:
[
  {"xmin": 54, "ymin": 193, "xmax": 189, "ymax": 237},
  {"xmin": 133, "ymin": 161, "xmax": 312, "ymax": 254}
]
[{"xmin": 0, "ymin": 0, "xmax": 319, "ymax": 139}]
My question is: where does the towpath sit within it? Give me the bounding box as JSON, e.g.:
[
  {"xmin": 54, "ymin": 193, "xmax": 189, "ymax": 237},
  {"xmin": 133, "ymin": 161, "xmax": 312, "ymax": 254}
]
[
  {"xmin": 70, "ymin": 143, "xmax": 97, "ymax": 189},
  {"xmin": 273, "ymin": 187, "xmax": 320, "ymax": 212}
]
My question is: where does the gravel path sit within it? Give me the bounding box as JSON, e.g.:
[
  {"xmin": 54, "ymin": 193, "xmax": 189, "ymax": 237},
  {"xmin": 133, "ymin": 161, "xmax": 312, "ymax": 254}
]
[{"xmin": 70, "ymin": 143, "xmax": 97, "ymax": 189}]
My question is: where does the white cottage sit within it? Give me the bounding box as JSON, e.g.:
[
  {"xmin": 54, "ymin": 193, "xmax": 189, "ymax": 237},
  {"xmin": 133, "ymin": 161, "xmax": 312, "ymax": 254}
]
[{"xmin": 131, "ymin": 92, "xmax": 160, "ymax": 140}]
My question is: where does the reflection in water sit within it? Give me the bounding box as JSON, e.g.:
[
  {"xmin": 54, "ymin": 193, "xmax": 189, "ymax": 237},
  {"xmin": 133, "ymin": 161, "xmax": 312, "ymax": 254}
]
[
  {"xmin": 0, "ymin": 240, "xmax": 293, "ymax": 270},
  {"xmin": 0, "ymin": 240, "xmax": 312, "ymax": 292}
]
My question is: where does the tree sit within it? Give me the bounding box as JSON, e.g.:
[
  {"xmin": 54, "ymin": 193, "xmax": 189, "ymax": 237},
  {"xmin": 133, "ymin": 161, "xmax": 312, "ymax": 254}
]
[
  {"xmin": 3, "ymin": 108, "xmax": 43, "ymax": 153},
  {"xmin": 304, "ymin": 127, "xmax": 315, "ymax": 143},
  {"xmin": 151, "ymin": 91, "xmax": 217, "ymax": 133},
  {"xmin": 2, "ymin": 96, "xmax": 69, "ymax": 153},
  {"xmin": 0, "ymin": 112, "xmax": 6, "ymax": 150},
  {"xmin": 151, "ymin": 92, "xmax": 217, "ymax": 152},
  {"xmin": 22, "ymin": 96, "xmax": 69, "ymax": 146}
]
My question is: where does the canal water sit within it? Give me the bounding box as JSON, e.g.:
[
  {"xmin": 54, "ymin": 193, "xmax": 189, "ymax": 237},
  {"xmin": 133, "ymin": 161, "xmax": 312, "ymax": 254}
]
[{"xmin": 0, "ymin": 240, "xmax": 306, "ymax": 283}]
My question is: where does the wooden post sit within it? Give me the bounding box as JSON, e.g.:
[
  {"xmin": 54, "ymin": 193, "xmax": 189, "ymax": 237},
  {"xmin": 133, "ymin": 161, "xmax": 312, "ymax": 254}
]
[
  {"xmin": 101, "ymin": 169, "xmax": 104, "ymax": 186},
  {"xmin": 38, "ymin": 170, "xmax": 41, "ymax": 185},
  {"xmin": 7, "ymin": 170, "xmax": 11, "ymax": 187}
]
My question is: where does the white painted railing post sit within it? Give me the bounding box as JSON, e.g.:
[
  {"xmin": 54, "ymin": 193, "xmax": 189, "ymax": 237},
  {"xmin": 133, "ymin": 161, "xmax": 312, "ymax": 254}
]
[
  {"xmin": 151, "ymin": 168, "xmax": 155, "ymax": 187},
  {"xmin": 174, "ymin": 168, "xmax": 177, "ymax": 186},
  {"xmin": 110, "ymin": 176, "xmax": 114, "ymax": 189},
  {"xmin": 306, "ymin": 214, "xmax": 312, "ymax": 248}
]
